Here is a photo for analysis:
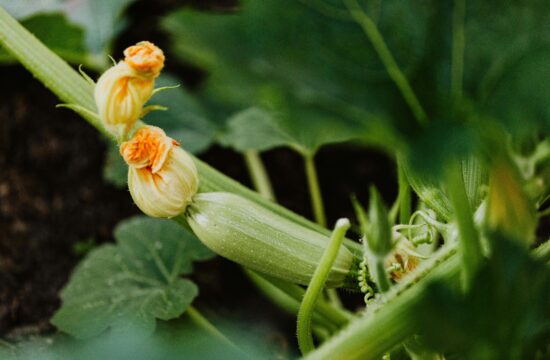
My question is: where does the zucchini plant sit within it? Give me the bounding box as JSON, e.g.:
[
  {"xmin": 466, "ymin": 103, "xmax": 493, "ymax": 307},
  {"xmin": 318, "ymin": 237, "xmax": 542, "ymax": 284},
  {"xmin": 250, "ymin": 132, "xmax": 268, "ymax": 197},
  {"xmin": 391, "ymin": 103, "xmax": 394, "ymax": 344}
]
[{"xmin": 0, "ymin": 1, "xmax": 548, "ymax": 359}]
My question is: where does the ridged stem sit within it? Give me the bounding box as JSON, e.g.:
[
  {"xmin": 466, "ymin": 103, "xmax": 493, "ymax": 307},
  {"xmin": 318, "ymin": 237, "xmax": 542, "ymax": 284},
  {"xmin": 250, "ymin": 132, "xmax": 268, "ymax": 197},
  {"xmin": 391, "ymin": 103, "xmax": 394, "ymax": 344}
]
[{"xmin": 304, "ymin": 243, "xmax": 460, "ymax": 360}]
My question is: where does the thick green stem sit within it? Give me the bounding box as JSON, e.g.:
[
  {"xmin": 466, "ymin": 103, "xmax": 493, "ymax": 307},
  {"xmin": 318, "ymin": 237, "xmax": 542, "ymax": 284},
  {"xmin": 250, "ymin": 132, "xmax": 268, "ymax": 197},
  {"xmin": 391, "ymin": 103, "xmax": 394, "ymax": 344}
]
[
  {"xmin": 304, "ymin": 154, "xmax": 327, "ymax": 228},
  {"xmin": 306, "ymin": 236, "xmax": 548, "ymax": 359},
  {"xmin": 186, "ymin": 306, "xmax": 239, "ymax": 350},
  {"xmin": 397, "ymin": 161, "xmax": 412, "ymax": 224},
  {"xmin": 297, "ymin": 219, "xmax": 350, "ymax": 355},
  {"xmin": 344, "ymin": 0, "xmax": 428, "ymax": 126},
  {"xmin": 304, "ymin": 243, "xmax": 460, "ymax": 360},
  {"xmin": 451, "ymin": 0, "xmax": 466, "ymax": 105},
  {"xmin": 243, "ymin": 150, "xmax": 276, "ymax": 201},
  {"xmin": 446, "ymin": 162, "xmax": 482, "ymax": 291}
]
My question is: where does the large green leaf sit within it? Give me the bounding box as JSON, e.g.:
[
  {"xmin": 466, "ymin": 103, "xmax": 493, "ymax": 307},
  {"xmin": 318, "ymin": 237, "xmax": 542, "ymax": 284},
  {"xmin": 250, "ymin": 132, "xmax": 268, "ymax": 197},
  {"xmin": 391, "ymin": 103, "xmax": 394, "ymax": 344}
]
[
  {"xmin": 417, "ymin": 235, "xmax": 550, "ymax": 359},
  {"xmin": 162, "ymin": 0, "xmax": 433, "ymax": 153},
  {"xmin": 0, "ymin": 0, "xmax": 137, "ymax": 68},
  {"xmin": 65, "ymin": 0, "xmax": 135, "ymax": 64},
  {"xmin": 219, "ymin": 106, "xmax": 361, "ymax": 154},
  {"xmin": 220, "ymin": 107, "xmax": 291, "ymax": 152},
  {"xmin": 146, "ymin": 74, "xmax": 218, "ymax": 154},
  {"xmin": 51, "ymin": 216, "xmax": 214, "ymax": 339},
  {"xmin": 0, "ymin": 0, "xmax": 61, "ymax": 19},
  {"xmin": 4, "ymin": 318, "xmax": 271, "ymax": 360},
  {"xmin": 0, "ymin": 13, "xmax": 86, "ymax": 64},
  {"xmin": 162, "ymin": 0, "xmax": 550, "ymax": 160}
]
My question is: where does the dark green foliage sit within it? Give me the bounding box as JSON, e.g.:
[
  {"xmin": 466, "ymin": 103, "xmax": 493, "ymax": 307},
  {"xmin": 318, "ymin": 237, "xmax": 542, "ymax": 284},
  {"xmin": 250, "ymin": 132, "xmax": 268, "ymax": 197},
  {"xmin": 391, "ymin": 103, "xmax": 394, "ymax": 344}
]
[
  {"xmin": 51, "ymin": 217, "xmax": 214, "ymax": 339},
  {"xmin": 417, "ymin": 234, "xmax": 550, "ymax": 359}
]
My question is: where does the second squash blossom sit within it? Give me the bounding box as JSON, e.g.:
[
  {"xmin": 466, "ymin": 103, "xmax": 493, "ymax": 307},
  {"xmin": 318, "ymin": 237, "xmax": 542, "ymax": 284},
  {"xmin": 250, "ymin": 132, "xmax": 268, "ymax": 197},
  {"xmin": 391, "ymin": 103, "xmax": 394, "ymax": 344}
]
[
  {"xmin": 94, "ymin": 41, "xmax": 165, "ymax": 137},
  {"xmin": 121, "ymin": 125, "xmax": 199, "ymax": 218}
]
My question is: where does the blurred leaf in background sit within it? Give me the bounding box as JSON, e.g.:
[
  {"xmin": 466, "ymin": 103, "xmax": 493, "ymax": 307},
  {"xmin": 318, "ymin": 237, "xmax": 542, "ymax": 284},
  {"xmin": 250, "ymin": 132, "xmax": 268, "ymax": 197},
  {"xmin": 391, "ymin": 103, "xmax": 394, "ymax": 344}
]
[
  {"xmin": 162, "ymin": 0, "xmax": 433, "ymax": 155},
  {"xmin": 162, "ymin": 0, "xmax": 549, "ymax": 166},
  {"xmin": 51, "ymin": 216, "xmax": 214, "ymax": 339},
  {"xmin": 463, "ymin": 0, "xmax": 550, "ymax": 137},
  {"xmin": 0, "ymin": 0, "xmax": 137, "ymax": 68},
  {"xmin": 416, "ymin": 234, "xmax": 550, "ymax": 359},
  {"xmin": 1, "ymin": 317, "xmax": 274, "ymax": 360}
]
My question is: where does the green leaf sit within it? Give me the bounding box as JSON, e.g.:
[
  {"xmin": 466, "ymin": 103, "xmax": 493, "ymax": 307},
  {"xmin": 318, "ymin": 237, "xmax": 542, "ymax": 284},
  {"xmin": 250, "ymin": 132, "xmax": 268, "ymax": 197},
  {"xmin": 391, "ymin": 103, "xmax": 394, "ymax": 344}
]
[
  {"xmin": 0, "ymin": 0, "xmax": 61, "ymax": 19},
  {"xmin": 220, "ymin": 107, "xmax": 294, "ymax": 152},
  {"xmin": 64, "ymin": 0, "xmax": 135, "ymax": 63},
  {"xmin": 0, "ymin": 0, "xmax": 137, "ymax": 68},
  {"xmin": 9, "ymin": 318, "xmax": 272, "ymax": 360},
  {"xmin": 145, "ymin": 73, "xmax": 217, "ymax": 154},
  {"xmin": 464, "ymin": 0, "xmax": 550, "ymax": 135},
  {"xmin": 162, "ymin": 0, "xmax": 433, "ymax": 153},
  {"xmin": 220, "ymin": 102, "xmax": 366, "ymax": 155},
  {"xmin": 51, "ymin": 216, "xmax": 214, "ymax": 339},
  {"xmin": 417, "ymin": 234, "xmax": 550, "ymax": 359},
  {"xmin": 0, "ymin": 13, "xmax": 86, "ymax": 64}
]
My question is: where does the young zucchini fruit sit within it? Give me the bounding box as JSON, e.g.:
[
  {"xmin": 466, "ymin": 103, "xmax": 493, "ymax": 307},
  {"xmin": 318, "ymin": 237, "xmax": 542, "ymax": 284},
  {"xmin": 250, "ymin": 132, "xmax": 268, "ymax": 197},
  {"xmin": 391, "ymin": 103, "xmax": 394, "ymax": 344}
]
[{"xmin": 186, "ymin": 192, "xmax": 359, "ymax": 288}]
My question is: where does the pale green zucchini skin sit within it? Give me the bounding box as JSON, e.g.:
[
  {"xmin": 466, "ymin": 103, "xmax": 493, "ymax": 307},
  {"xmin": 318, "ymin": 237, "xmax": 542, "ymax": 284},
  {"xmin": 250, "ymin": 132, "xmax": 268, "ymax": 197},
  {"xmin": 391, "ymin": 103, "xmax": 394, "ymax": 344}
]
[{"xmin": 187, "ymin": 192, "xmax": 356, "ymax": 288}]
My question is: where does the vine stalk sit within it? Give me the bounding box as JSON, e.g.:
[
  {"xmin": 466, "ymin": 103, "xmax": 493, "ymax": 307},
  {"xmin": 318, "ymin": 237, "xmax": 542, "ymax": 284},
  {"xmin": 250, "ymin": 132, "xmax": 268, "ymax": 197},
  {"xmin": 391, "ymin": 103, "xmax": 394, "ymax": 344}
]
[
  {"xmin": 187, "ymin": 306, "xmax": 239, "ymax": 350},
  {"xmin": 304, "ymin": 153, "xmax": 327, "ymax": 228},
  {"xmin": 243, "ymin": 150, "xmax": 275, "ymax": 201},
  {"xmin": 297, "ymin": 218, "xmax": 350, "ymax": 354}
]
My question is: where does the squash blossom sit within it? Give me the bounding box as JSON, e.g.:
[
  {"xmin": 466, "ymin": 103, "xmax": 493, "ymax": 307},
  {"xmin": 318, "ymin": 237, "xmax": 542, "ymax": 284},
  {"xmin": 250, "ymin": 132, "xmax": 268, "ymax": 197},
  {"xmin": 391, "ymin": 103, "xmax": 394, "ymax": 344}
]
[
  {"xmin": 385, "ymin": 239, "xmax": 421, "ymax": 282},
  {"xmin": 121, "ymin": 125, "xmax": 198, "ymax": 218},
  {"xmin": 94, "ymin": 41, "xmax": 165, "ymax": 137}
]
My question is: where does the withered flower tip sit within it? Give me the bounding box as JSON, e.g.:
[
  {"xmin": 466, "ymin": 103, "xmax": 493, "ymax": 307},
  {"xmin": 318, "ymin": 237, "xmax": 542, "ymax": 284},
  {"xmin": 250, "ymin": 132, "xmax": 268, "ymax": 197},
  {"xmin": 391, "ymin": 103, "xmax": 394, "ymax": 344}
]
[{"xmin": 124, "ymin": 41, "xmax": 165, "ymax": 78}]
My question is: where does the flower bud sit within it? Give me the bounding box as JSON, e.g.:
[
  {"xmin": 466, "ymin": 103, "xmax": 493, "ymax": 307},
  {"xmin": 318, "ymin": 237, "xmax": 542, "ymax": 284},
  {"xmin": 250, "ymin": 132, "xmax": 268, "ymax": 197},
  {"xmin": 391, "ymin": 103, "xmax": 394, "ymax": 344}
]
[
  {"xmin": 384, "ymin": 240, "xmax": 421, "ymax": 282},
  {"xmin": 121, "ymin": 126, "xmax": 199, "ymax": 218},
  {"xmin": 94, "ymin": 62, "xmax": 154, "ymax": 136},
  {"xmin": 124, "ymin": 41, "xmax": 165, "ymax": 78},
  {"xmin": 94, "ymin": 42, "xmax": 165, "ymax": 137}
]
